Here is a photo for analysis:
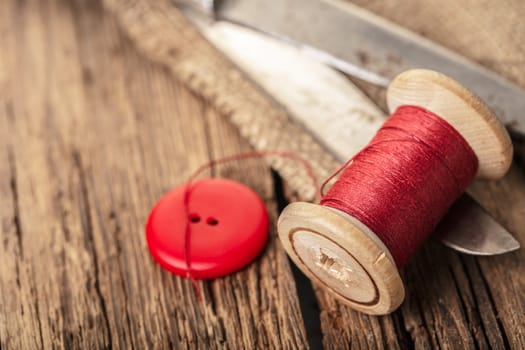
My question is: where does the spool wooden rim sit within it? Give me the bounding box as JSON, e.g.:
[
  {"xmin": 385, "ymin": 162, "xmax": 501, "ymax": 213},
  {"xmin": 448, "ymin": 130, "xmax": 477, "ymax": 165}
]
[
  {"xmin": 387, "ymin": 69, "xmax": 512, "ymax": 180},
  {"xmin": 277, "ymin": 69, "xmax": 513, "ymax": 314},
  {"xmin": 278, "ymin": 202, "xmax": 404, "ymax": 314}
]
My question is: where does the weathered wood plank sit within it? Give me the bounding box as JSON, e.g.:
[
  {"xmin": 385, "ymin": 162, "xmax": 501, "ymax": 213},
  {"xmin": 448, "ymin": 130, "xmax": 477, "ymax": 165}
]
[
  {"xmin": 1, "ymin": 1, "xmax": 109, "ymax": 348},
  {"xmin": 102, "ymin": 0, "xmax": 525, "ymax": 349},
  {"xmin": 2, "ymin": 0, "xmax": 524, "ymax": 348},
  {"xmin": 0, "ymin": 0, "xmax": 308, "ymax": 348}
]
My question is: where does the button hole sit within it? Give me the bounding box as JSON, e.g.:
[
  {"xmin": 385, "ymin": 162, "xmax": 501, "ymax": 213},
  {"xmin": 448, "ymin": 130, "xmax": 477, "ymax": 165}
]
[
  {"xmin": 206, "ymin": 217, "xmax": 219, "ymax": 226},
  {"xmin": 189, "ymin": 214, "xmax": 201, "ymax": 223}
]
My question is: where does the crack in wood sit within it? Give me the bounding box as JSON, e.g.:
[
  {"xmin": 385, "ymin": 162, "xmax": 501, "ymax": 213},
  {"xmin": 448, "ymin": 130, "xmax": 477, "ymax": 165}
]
[
  {"xmin": 58, "ymin": 190, "xmax": 72, "ymax": 243},
  {"xmin": 72, "ymin": 150, "xmax": 113, "ymax": 349},
  {"xmin": 406, "ymin": 287, "xmax": 434, "ymax": 349},
  {"xmin": 453, "ymin": 257, "xmax": 491, "ymax": 349},
  {"xmin": 206, "ymin": 282, "xmax": 220, "ymax": 317},
  {"xmin": 272, "ymin": 171, "xmax": 321, "ymax": 350},
  {"xmin": 58, "ymin": 247, "xmax": 74, "ymax": 349},
  {"xmin": 107, "ymin": 209, "xmax": 135, "ymax": 350},
  {"xmin": 29, "ymin": 266, "xmax": 45, "ymax": 349},
  {"xmin": 392, "ymin": 311, "xmax": 415, "ymax": 349},
  {"xmin": 448, "ymin": 272, "xmax": 480, "ymax": 349},
  {"xmin": 474, "ymin": 259, "xmax": 511, "ymax": 349},
  {"xmin": 158, "ymin": 274, "xmax": 184, "ymax": 348},
  {"xmin": 7, "ymin": 148, "xmax": 23, "ymax": 259}
]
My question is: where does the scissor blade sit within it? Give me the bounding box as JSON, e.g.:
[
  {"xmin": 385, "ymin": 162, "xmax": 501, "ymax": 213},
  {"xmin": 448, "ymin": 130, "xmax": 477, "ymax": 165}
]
[
  {"xmin": 437, "ymin": 195, "xmax": 520, "ymax": 255},
  {"xmin": 178, "ymin": 9, "xmax": 520, "ymax": 255},
  {"xmin": 212, "ymin": 0, "xmax": 525, "ymax": 136}
]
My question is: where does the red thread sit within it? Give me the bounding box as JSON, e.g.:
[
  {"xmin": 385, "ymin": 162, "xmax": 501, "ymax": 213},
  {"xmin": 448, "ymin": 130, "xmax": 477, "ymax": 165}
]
[
  {"xmin": 321, "ymin": 106, "xmax": 478, "ymax": 266},
  {"xmin": 183, "ymin": 151, "xmax": 321, "ymax": 299},
  {"xmin": 179, "ymin": 106, "xmax": 477, "ymax": 295}
]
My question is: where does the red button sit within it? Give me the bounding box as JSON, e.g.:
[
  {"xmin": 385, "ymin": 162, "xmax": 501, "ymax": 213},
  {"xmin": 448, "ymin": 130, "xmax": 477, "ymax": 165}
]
[{"xmin": 146, "ymin": 178, "xmax": 269, "ymax": 279}]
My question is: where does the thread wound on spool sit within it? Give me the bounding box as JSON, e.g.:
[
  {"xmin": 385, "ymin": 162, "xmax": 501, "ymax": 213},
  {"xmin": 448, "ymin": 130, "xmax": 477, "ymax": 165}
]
[{"xmin": 321, "ymin": 105, "xmax": 479, "ymax": 266}]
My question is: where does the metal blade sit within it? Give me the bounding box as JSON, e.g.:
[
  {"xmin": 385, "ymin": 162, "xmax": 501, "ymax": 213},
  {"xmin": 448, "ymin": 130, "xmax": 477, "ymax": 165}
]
[
  {"xmin": 212, "ymin": 0, "xmax": 525, "ymax": 136},
  {"xmin": 176, "ymin": 8, "xmax": 520, "ymax": 255},
  {"xmin": 437, "ymin": 194, "xmax": 520, "ymax": 255}
]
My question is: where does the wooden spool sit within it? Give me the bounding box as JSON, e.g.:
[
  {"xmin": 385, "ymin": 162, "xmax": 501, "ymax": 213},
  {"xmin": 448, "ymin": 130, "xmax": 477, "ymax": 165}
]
[{"xmin": 277, "ymin": 69, "xmax": 512, "ymax": 315}]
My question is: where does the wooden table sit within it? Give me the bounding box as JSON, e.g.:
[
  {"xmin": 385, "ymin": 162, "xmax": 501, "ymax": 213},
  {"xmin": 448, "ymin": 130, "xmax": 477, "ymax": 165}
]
[{"xmin": 1, "ymin": 0, "xmax": 524, "ymax": 348}]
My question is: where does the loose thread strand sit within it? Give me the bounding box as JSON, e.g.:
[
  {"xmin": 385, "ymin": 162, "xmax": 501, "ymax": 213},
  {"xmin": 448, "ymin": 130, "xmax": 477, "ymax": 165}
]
[{"xmin": 182, "ymin": 150, "xmax": 322, "ymax": 299}]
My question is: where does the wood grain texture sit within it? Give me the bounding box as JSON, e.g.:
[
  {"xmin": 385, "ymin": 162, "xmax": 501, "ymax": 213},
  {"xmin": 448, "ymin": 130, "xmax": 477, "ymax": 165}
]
[
  {"xmin": 102, "ymin": 0, "xmax": 525, "ymax": 349},
  {"xmin": 0, "ymin": 0, "xmax": 307, "ymax": 348},
  {"xmin": 1, "ymin": 0, "xmax": 524, "ymax": 349}
]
